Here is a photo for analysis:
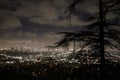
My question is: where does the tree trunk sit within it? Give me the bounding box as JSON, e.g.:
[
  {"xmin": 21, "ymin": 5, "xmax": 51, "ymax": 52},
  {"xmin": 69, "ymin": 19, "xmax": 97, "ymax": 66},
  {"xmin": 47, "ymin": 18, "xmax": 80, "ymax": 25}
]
[
  {"xmin": 99, "ymin": 0, "xmax": 105, "ymax": 66},
  {"xmin": 73, "ymin": 40, "xmax": 76, "ymax": 53},
  {"xmin": 99, "ymin": 0, "xmax": 106, "ymax": 79}
]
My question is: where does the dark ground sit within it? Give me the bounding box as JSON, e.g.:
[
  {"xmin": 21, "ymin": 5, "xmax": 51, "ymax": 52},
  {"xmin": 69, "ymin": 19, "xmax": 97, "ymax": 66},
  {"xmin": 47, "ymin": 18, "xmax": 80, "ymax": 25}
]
[{"xmin": 0, "ymin": 61, "xmax": 120, "ymax": 80}]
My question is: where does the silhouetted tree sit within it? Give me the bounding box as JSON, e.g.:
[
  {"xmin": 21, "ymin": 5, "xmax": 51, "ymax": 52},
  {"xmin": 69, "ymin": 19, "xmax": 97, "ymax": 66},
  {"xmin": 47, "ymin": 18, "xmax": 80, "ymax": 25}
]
[{"xmin": 55, "ymin": 0, "xmax": 120, "ymax": 64}]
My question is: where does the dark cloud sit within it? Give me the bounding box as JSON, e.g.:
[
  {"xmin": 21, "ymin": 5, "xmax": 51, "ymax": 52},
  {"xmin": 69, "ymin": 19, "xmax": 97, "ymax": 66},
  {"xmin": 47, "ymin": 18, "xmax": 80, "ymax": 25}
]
[
  {"xmin": 0, "ymin": 0, "xmax": 97, "ymax": 48},
  {"xmin": 0, "ymin": 0, "xmax": 21, "ymax": 11}
]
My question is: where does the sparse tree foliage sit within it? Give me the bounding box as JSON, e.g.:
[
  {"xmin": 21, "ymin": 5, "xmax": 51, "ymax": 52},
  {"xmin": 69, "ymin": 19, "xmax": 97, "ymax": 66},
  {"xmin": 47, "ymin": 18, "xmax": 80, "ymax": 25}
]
[{"xmin": 55, "ymin": 0, "xmax": 120, "ymax": 64}]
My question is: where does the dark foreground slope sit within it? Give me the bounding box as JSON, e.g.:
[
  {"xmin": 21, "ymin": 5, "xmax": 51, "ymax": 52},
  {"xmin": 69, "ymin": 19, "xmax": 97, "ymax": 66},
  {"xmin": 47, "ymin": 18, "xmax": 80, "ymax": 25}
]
[{"xmin": 0, "ymin": 61, "xmax": 120, "ymax": 80}]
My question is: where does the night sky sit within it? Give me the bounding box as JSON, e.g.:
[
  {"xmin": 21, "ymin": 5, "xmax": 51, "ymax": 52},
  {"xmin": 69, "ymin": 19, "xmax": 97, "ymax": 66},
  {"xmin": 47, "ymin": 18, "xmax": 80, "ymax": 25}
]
[{"xmin": 0, "ymin": 0, "xmax": 97, "ymax": 49}]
